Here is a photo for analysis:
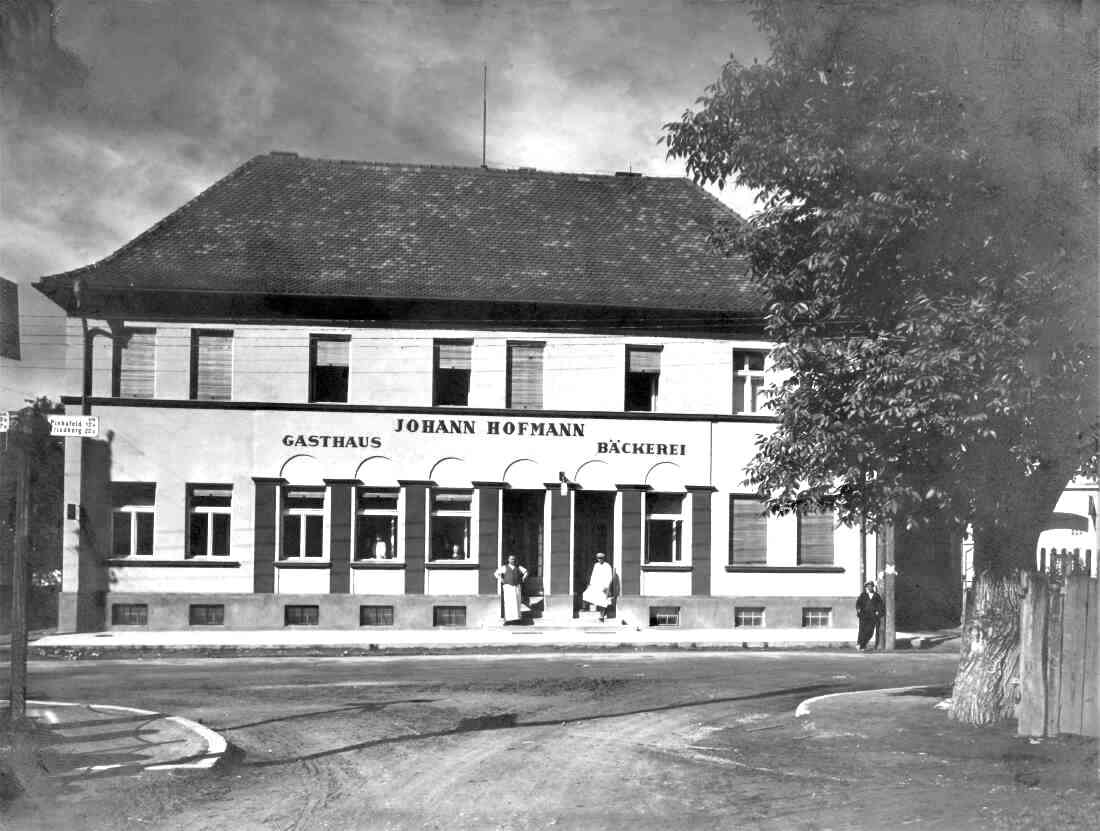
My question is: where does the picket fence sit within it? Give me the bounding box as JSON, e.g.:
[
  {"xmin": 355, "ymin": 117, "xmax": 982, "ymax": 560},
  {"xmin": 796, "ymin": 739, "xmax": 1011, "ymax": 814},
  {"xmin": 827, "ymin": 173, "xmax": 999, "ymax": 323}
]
[{"xmin": 1018, "ymin": 573, "xmax": 1099, "ymax": 738}]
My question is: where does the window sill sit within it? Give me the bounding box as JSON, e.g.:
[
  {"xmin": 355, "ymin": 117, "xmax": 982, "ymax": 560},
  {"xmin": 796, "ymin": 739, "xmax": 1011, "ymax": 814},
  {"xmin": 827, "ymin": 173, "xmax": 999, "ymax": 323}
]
[
  {"xmin": 105, "ymin": 558, "xmax": 241, "ymax": 568},
  {"xmin": 725, "ymin": 565, "xmax": 844, "ymax": 573},
  {"xmin": 274, "ymin": 560, "xmax": 331, "ymax": 569},
  {"xmin": 425, "ymin": 561, "xmax": 480, "ymax": 570},
  {"xmin": 641, "ymin": 564, "xmax": 693, "ymax": 572},
  {"xmin": 351, "ymin": 560, "xmax": 406, "ymax": 570}
]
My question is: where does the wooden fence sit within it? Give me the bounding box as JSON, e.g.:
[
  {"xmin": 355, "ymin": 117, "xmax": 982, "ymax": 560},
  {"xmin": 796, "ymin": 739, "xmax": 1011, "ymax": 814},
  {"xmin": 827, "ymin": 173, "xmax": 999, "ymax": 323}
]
[
  {"xmin": 1018, "ymin": 573, "xmax": 1099, "ymax": 738},
  {"xmin": 1037, "ymin": 547, "xmax": 1094, "ymax": 577}
]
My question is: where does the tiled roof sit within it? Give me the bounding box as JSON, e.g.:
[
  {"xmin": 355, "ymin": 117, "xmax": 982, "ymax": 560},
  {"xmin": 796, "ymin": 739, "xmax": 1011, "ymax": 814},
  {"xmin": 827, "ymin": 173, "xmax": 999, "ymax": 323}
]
[{"xmin": 36, "ymin": 152, "xmax": 759, "ymax": 314}]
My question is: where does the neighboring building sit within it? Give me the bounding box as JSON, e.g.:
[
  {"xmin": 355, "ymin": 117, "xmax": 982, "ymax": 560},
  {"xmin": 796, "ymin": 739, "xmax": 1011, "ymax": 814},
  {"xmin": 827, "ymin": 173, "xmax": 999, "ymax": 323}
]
[
  {"xmin": 0, "ymin": 276, "xmax": 19, "ymax": 361},
  {"xmin": 34, "ymin": 152, "xmax": 876, "ymax": 633},
  {"xmin": 1036, "ymin": 476, "xmax": 1099, "ymax": 578}
]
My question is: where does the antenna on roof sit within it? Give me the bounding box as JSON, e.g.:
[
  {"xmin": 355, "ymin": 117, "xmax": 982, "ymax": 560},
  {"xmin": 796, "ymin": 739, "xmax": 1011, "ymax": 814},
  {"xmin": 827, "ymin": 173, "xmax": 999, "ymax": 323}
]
[{"xmin": 482, "ymin": 64, "xmax": 488, "ymax": 168}]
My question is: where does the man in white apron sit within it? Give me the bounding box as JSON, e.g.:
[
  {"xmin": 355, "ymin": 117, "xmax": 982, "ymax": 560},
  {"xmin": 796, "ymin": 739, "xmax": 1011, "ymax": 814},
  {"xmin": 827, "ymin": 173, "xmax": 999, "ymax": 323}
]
[
  {"xmin": 494, "ymin": 554, "xmax": 529, "ymax": 624},
  {"xmin": 582, "ymin": 551, "xmax": 616, "ymax": 622}
]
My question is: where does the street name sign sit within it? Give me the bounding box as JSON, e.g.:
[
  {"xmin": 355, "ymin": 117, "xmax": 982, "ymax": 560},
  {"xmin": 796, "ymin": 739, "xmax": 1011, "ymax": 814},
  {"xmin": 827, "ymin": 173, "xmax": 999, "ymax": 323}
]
[
  {"xmin": 0, "ymin": 413, "xmax": 100, "ymax": 437},
  {"xmin": 48, "ymin": 415, "xmax": 100, "ymax": 437}
]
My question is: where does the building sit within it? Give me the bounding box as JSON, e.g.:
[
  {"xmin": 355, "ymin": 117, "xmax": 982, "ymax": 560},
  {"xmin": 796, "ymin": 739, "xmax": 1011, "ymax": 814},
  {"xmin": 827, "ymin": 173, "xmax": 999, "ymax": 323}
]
[
  {"xmin": 1035, "ymin": 476, "xmax": 1099, "ymax": 578},
  {"xmin": 34, "ymin": 152, "xmax": 875, "ymax": 633}
]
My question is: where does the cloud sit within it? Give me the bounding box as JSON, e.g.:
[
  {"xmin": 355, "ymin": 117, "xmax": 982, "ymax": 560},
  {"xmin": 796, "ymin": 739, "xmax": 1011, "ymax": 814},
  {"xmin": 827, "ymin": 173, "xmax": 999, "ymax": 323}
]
[{"xmin": 0, "ymin": 0, "xmax": 766, "ymax": 405}]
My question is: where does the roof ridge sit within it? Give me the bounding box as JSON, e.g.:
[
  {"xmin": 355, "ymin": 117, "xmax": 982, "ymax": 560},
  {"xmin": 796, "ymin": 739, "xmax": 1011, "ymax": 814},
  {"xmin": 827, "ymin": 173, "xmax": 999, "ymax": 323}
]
[{"xmin": 260, "ymin": 151, "xmax": 694, "ymax": 182}]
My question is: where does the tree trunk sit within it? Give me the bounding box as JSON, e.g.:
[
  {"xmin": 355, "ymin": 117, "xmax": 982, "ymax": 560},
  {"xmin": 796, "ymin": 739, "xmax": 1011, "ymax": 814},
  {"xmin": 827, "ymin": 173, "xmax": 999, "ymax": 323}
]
[{"xmin": 950, "ymin": 570, "xmax": 1023, "ymax": 724}]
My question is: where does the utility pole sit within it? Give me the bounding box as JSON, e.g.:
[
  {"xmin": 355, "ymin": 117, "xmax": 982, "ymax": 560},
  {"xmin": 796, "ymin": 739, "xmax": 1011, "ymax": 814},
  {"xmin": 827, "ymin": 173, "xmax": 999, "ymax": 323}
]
[{"xmin": 7, "ymin": 413, "xmax": 31, "ymax": 726}]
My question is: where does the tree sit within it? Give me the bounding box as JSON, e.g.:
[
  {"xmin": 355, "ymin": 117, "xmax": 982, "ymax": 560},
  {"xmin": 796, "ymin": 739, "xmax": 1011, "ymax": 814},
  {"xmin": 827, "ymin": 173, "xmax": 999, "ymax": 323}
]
[
  {"xmin": 1, "ymin": 397, "xmax": 63, "ymax": 632},
  {"xmin": 664, "ymin": 0, "xmax": 1097, "ymax": 724}
]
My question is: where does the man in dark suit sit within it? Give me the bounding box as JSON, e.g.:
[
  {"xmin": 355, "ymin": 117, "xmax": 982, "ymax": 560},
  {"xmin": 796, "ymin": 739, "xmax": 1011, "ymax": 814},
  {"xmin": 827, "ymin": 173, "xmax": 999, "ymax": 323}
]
[{"xmin": 856, "ymin": 581, "xmax": 885, "ymax": 651}]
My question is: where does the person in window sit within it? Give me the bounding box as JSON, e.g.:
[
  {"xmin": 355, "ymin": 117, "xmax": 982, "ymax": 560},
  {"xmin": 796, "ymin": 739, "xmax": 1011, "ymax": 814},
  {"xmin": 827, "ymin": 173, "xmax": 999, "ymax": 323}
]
[
  {"xmin": 582, "ymin": 551, "xmax": 616, "ymax": 622},
  {"xmin": 373, "ymin": 536, "xmax": 389, "ymax": 559},
  {"xmin": 856, "ymin": 581, "xmax": 885, "ymax": 651},
  {"xmin": 494, "ymin": 554, "xmax": 529, "ymax": 625}
]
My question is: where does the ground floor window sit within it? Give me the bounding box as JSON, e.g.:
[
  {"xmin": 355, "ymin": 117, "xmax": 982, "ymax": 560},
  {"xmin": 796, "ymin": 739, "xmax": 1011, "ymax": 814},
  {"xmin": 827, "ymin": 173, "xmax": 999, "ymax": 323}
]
[
  {"xmin": 734, "ymin": 607, "xmax": 765, "ymax": 628},
  {"xmin": 189, "ymin": 604, "xmax": 225, "ymax": 626},
  {"xmin": 802, "ymin": 607, "xmax": 832, "ymax": 628},
  {"xmin": 187, "ymin": 485, "xmax": 232, "ymax": 557},
  {"xmin": 112, "ymin": 603, "xmax": 148, "ymax": 625},
  {"xmin": 281, "ymin": 487, "xmax": 325, "ymax": 558},
  {"xmin": 431, "ymin": 489, "xmax": 472, "ymax": 560},
  {"xmin": 649, "ymin": 606, "xmax": 681, "ymax": 627},
  {"xmin": 355, "ymin": 488, "xmax": 399, "ymax": 559},
  {"xmin": 433, "ymin": 605, "xmax": 467, "ymax": 626},
  {"xmin": 645, "ymin": 492, "xmax": 684, "ymax": 563},
  {"xmin": 360, "ymin": 605, "xmax": 395, "ymax": 626},
  {"xmin": 284, "ymin": 605, "xmax": 319, "ymax": 626},
  {"xmin": 111, "ymin": 483, "xmax": 155, "ymax": 557}
]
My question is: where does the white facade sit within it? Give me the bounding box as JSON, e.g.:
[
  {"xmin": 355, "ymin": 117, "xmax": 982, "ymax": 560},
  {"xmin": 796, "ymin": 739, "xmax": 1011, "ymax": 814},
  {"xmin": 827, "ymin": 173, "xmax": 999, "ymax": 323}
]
[{"xmin": 57, "ymin": 318, "xmax": 873, "ymax": 631}]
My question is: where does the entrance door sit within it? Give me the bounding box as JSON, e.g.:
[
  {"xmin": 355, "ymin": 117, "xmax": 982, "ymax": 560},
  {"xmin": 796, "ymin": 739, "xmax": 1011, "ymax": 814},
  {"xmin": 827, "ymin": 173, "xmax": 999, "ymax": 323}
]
[
  {"xmin": 573, "ymin": 491, "xmax": 615, "ymax": 614},
  {"xmin": 502, "ymin": 490, "xmax": 544, "ymax": 594}
]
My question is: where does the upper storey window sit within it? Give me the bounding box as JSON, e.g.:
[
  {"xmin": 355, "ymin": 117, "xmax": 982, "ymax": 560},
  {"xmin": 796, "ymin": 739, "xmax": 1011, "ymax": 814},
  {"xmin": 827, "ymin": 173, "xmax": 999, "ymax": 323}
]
[
  {"xmin": 310, "ymin": 335, "xmax": 350, "ymax": 403},
  {"xmin": 113, "ymin": 328, "xmax": 156, "ymax": 398},
  {"xmin": 624, "ymin": 346, "xmax": 661, "ymax": 412},
  {"xmin": 434, "ymin": 340, "xmax": 472, "ymax": 406},
  {"xmin": 507, "ymin": 342, "xmax": 544, "ymax": 409},
  {"xmin": 191, "ymin": 330, "xmax": 233, "ymax": 401},
  {"xmin": 733, "ymin": 350, "xmax": 766, "ymax": 413}
]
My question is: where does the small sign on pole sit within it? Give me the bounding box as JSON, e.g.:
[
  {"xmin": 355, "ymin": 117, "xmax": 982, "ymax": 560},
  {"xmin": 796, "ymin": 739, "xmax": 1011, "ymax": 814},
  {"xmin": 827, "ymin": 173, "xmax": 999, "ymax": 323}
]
[
  {"xmin": 48, "ymin": 415, "xmax": 100, "ymax": 437},
  {"xmin": 1, "ymin": 413, "xmax": 100, "ymax": 437}
]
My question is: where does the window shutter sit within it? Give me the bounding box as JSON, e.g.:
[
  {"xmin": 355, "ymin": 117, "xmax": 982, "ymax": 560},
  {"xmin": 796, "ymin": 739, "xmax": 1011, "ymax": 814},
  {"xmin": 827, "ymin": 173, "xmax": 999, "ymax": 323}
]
[
  {"xmin": 194, "ymin": 331, "xmax": 232, "ymax": 401},
  {"xmin": 730, "ymin": 497, "xmax": 767, "ymax": 564},
  {"xmin": 798, "ymin": 512, "xmax": 835, "ymax": 564},
  {"xmin": 436, "ymin": 342, "xmax": 471, "ymax": 370},
  {"xmin": 628, "ymin": 347, "xmax": 661, "ymax": 373},
  {"xmin": 313, "ymin": 338, "xmax": 349, "ymax": 367},
  {"xmin": 119, "ymin": 329, "xmax": 155, "ymax": 398},
  {"xmin": 508, "ymin": 343, "xmax": 543, "ymax": 409}
]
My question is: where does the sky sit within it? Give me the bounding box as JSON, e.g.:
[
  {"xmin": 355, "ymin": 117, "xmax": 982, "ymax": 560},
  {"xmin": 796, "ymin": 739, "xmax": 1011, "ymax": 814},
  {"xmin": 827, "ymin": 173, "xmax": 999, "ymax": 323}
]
[{"xmin": 0, "ymin": 0, "xmax": 769, "ymax": 409}]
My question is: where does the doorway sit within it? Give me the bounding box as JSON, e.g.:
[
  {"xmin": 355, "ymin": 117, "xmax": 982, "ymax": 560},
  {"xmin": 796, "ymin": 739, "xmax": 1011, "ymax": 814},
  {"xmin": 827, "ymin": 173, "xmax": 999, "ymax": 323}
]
[
  {"xmin": 502, "ymin": 490, "xmax": 544, "ymax": 595},
  {"xmin": 573, "ymin": 491, "xmax": 616, "ymax": 614}
]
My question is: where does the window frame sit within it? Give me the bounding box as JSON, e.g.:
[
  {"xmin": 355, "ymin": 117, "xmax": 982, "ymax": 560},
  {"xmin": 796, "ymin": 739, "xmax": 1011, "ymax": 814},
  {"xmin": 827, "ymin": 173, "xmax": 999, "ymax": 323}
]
[
  {"xmin": 734, "ymin": 607, "xmax": 766, "ymax": 628},
  {"xmin": 797, "ymin": 511, "xmax": 836, "ymax": 566},
  {"xmin": 189, "ymin": 604, "xmax": 226, "ymax": 626},
  {"xmin": 729, "ymin": 494, "xmax": 768, "ymax": 565},
  {"xmin": 360, "ymin": 605, "xmax": 395, "ymax": 626},
  {"xmin": 644, "ymin": 491, "xmax": 685, "ymax": 564},
  {"xmin": 190, "ymin": 329, "xmax": 234, "ymax": 401},
  {"xmin": 186, "ymin": 484, "xmax": 233, "ymax": 558},
  {"xmin": 624, "ymin": 345, "xmax": 662, "ymax": 412},
  {"xmin": 112, "ymin": 327, "xmax": 156, "ymax": 399},
  {"xmin": 433, "ymin": 339, "xmax": 473, "ymax": 406},
  {"xmin": 354, "ymin": 487, "xmax": 400, "ymax": 560},
  {"xmin": 111, "ymin": 483, "xmax": 156, "ymax": 557},
  {"xmin": 506, "ymin": 340, "xmax": 545, "ymax": 410},
  {"xmin": 802, "ymin": 607, "xmax": 833, "ymax": 628},
  {"xmin": 279, "ymin": 486, "xmax": 327, "ymax": 560},
  {"xmin": 309, "ymin": 334, "xmax": 351, "ymax": 403},
  {"xmin": 284, "ymin": 604, "xmax": 320, "ymax": 626},
  {"xmin": 732, "ymin": 349, "xmax": 766, "ymax": 414},
  {"xmin": 111, "ymin": 603, "xmax": 148, "ymax": 626},
  {"xmin": 429, "ymin": 488, "xmax": 473, "ymax": 561}
]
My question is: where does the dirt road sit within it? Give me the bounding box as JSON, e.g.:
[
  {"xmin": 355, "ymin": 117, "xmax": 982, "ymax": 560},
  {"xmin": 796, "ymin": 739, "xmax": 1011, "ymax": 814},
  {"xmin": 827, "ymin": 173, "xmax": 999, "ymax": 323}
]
[{"xmin": 3, "ymin": 649, "xmax": 1095, "ymax": 830}]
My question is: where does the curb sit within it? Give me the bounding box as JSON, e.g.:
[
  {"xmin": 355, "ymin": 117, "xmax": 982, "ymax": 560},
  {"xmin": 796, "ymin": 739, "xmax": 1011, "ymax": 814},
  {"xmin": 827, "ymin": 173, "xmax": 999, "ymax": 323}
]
[
  {"xmin": 28, "ymin": 641, "xmax": 872, "ymax": 660},
  {"xmin": 13, "ymin": 700, "xmax": 229, "ymax": 773},
  {"xmin": 794, "ymin": 684, "xmax": 942, "ymax": 718}
]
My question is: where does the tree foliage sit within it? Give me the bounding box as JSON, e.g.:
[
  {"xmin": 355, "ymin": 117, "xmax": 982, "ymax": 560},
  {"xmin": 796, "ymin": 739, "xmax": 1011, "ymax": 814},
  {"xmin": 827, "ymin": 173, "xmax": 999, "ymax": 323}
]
[
  {"xmin": 1, "ymin": 398, "xmax": 63, "ymax": 603},
  {"xmin": 665, "ymin": 0, "xmax": 1098, "ymax": 572}
]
